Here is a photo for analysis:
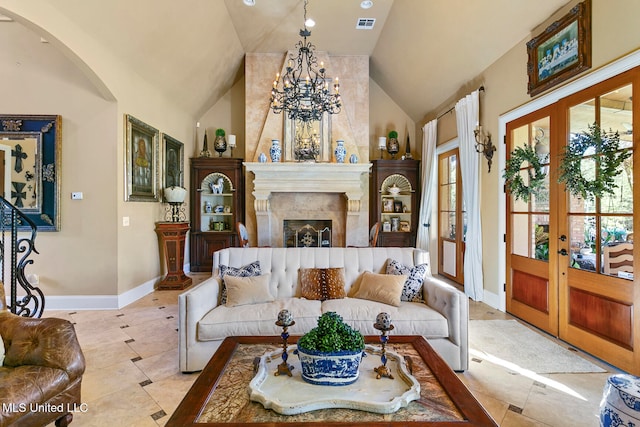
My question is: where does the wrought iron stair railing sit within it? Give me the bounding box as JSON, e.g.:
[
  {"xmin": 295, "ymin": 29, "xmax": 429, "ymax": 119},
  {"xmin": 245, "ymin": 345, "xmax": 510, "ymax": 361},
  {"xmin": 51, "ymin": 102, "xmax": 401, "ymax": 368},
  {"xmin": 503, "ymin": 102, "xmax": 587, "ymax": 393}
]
[{"xmin": 0, "ymin": 196, "xmax": 43, "ymax": 317}]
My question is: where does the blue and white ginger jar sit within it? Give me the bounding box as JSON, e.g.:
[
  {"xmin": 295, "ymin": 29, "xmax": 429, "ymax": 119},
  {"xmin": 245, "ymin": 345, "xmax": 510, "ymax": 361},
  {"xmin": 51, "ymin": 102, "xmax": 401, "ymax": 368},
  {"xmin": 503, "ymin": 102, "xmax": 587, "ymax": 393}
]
[
  {"xmin": 269, "ymin": 139, "xmax": 281, "ymax": 162},
  {"xmin": 334, "ymin": 140, "xmax": 346, "ymax": 163}
]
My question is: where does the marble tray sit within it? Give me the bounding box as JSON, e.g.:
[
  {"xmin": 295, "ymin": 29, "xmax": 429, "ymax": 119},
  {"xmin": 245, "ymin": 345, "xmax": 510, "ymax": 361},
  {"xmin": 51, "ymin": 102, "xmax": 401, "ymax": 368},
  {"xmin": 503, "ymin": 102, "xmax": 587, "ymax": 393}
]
[{"xmin": 248, "ymin": 344, "xmax": 421, "ymax": 415}]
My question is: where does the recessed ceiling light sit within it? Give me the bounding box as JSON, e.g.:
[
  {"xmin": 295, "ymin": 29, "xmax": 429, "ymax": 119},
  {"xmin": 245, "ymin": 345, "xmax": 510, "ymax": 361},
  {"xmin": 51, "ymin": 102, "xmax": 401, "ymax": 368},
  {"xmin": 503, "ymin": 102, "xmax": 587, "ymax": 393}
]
[
  {"xmin": 243, "ymin": 0, "xmax": 256, "ymax": 6},
  {"xmin": 360, "ymin": 0, "xmax": 373, "ymax": 9}
]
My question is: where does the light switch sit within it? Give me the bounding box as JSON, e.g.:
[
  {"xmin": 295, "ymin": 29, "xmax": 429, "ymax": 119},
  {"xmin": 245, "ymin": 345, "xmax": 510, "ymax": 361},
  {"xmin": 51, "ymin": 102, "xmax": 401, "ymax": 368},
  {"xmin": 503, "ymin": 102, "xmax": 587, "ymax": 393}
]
[
  {"xmin": 71, "ymin": 192, "xmax": 83, "ymax": 200},
  {"xmin": 123, "ymin": 216, "xmax": 130, "ymax": 226}
]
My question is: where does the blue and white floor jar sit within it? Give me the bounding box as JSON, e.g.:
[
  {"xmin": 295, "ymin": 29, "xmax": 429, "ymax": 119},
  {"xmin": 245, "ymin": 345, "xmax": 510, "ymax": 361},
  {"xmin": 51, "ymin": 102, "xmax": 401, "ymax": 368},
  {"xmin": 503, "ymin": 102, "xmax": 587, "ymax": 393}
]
[{"xmin": 600, "ymin": 374, "xmax": 640, "ymax": 427}]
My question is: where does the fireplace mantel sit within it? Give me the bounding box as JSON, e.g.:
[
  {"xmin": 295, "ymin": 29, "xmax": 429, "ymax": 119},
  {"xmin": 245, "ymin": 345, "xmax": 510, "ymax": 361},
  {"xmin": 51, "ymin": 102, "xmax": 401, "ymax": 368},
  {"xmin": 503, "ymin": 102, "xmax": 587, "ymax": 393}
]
[
  {"xmin": 245, "ymin": 162, "xmax": 371, "ymax": 210},
  {"xmin": 244, "ymin": 162, "xmax": 372, "ymax": 246}
]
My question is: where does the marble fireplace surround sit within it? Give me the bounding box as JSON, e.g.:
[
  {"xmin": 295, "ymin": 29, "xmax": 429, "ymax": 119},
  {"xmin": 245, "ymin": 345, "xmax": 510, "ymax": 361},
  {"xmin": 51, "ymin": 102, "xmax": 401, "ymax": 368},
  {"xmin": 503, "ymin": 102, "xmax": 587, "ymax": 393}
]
[{"xmin": 244, "ymin": 162, "xmax": 371, "ymax": 247}]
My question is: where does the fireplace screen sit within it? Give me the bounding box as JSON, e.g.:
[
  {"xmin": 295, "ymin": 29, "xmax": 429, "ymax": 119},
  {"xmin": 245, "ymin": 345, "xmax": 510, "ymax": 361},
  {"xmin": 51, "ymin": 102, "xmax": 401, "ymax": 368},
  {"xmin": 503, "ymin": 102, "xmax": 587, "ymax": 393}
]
[{"xmin": 283, "ymin": 220, "xmax": 332, "ymax": 248}]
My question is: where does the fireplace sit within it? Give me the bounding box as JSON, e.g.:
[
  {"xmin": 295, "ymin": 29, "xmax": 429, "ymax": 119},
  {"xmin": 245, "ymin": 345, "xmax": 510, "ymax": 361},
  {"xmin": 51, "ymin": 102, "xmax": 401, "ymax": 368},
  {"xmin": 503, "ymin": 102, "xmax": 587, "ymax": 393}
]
[{"xmin": 244, "ymin": 162, "xmax": 371, "ymax": 247}]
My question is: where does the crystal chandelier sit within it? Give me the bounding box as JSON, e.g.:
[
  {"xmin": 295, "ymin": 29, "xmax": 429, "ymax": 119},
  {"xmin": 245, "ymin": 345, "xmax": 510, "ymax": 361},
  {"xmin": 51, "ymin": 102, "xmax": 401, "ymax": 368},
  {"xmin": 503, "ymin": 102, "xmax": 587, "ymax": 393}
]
[{"xmin": 269, "ymin": 0, "xmax": 341, "ymax": 123}]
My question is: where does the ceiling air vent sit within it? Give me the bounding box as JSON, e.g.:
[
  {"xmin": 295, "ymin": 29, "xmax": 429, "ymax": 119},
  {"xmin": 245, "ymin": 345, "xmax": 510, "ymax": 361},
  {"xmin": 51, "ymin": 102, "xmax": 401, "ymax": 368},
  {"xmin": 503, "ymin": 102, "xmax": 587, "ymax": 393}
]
[{"xmin": 356, "ymin": 18, "xmax": 376, "ymax": 30}]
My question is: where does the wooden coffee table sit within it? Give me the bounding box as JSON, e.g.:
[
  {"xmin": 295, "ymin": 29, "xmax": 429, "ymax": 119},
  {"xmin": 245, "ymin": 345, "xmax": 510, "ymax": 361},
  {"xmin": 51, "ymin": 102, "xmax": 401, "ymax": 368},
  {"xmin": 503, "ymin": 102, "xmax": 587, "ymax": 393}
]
[{"xmin": 167, "ymin": 336, "xmax": 496, "ymax": 426}]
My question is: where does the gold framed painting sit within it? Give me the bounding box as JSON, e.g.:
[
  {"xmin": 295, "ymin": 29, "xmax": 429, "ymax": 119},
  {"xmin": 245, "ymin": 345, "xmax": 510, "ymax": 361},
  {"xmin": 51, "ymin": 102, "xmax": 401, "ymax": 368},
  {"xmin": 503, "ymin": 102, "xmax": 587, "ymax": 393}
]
[
  {"xmin": 125, "ymin": 114, "xmax": 160, "ymax": 202},
  {"xmin": 526, "ymin": 0, "xmax": 591, "ymax": 96}
]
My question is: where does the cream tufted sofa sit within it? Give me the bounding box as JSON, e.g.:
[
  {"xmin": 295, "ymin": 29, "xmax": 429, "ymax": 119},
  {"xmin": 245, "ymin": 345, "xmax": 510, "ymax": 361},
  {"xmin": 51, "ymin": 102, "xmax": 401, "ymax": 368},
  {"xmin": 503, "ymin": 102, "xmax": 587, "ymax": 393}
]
[{"xmin": 178, "ymin": 247, "xmax": 468, "ymax": 372}]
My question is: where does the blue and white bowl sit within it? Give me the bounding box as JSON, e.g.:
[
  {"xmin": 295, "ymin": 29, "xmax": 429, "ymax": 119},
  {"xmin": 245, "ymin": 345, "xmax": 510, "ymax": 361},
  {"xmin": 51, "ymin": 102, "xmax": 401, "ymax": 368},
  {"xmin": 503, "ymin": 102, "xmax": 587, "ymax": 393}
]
[{"xmin": 296, "ymin": 346, "xmax": 363, "ymax": 386}]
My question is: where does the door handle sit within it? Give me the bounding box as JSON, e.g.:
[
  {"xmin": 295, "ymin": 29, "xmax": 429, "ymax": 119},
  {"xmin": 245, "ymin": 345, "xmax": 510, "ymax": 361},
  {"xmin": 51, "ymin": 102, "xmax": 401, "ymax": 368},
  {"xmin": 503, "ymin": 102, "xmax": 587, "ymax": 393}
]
[
  {"xmin": 558, "ymin": 248, "xmax": 568, "ymax": 256},
  {"xmin": 559, "ymin": 235, "xmax": 567, "ymax": 241}
]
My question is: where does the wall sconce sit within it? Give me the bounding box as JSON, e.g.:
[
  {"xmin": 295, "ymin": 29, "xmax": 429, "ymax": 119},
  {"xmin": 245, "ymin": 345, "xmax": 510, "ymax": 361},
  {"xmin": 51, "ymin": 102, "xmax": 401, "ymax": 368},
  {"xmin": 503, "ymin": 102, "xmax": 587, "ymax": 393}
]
[{"xmin": 474, "ymin": 126, "xmax": 496, "ymax": 172}]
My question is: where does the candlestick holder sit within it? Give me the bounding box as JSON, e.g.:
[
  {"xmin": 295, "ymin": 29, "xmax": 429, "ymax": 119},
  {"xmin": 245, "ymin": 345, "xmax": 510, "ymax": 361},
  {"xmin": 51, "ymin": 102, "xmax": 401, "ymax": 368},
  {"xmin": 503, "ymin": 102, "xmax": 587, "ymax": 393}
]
[
  {"xmin": 374, "ymin": 312, "xmax": 394, "ymax": 380},
  {"xmin": 275, "ymin": 310, "xmax": 295, "ymax": 377}
]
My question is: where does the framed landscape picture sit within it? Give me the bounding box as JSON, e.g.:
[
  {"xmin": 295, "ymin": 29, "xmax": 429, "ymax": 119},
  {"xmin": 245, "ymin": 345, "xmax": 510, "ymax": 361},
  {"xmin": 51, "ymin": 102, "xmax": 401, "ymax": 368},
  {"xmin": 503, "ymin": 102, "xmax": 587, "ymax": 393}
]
[
  {"xmin": 125, "ymin": 114, "xmax": 160, "ymax": 202},
  {"xmin": 526, "ymin": 0, "xmax": 591, "ymax": 96}
]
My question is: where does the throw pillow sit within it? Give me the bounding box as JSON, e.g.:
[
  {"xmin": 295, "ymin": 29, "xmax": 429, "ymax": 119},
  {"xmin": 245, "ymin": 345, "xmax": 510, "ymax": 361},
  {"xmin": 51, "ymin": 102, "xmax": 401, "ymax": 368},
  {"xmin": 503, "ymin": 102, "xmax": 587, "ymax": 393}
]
[
  {"xmin": 224, "ymin": 274, "xmax": 274, "ymax": 307},
  {"xmin": 352, "ymin": 271, "xmax": 407, "ymax": 307},
  {"xmin": 300, "ymin": 267, "xmax": 347, "ymax": 301},
  {"xmin": 219, "ymin": 261, "xmax": 262, "ymax": 305},
  {"xmin": 386, "ymin": 259, "xmax": 428, "ymax": 302}
]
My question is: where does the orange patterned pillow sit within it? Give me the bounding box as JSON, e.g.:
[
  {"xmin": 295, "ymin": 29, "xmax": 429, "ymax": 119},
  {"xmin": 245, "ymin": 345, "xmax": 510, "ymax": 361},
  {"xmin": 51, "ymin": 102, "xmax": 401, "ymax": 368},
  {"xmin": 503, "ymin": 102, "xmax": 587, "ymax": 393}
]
[{"xmin": 300, "ymin": 268, "xmax": 347, "ymax": 301}]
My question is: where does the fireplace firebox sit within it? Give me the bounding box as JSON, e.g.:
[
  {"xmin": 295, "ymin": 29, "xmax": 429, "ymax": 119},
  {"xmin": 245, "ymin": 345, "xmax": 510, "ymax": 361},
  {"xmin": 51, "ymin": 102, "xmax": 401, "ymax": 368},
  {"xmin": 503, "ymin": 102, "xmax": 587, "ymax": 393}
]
[{"xmin": 283, "ymin": 220, "xmax": 332, "ymax": 247}]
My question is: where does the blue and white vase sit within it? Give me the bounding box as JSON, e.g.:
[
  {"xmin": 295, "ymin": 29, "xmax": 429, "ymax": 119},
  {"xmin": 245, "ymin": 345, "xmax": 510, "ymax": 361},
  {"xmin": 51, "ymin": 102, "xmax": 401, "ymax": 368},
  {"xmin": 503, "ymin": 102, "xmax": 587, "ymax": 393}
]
[
  {"xmin": 269, "ymin": 139, "xmax": 281, "ymax": 162},
  {"xmin": 334, "ymin": 140, "xmax": 346, "ymax": 163},
  {"xmin": 349, "ymin": 154, "xmax": 358, "ymax": 164}
]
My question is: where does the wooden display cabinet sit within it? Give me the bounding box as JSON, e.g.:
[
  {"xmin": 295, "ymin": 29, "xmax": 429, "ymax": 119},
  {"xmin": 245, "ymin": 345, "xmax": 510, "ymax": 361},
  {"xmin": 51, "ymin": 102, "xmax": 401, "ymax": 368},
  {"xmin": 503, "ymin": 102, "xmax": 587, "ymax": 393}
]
[
  {"xmin": 189, "ymin": 157, "xmax": 244, "ymax": 272},
  {"xmin": 370, "ymin": 159, "xmax": 420, "ymax": 247}
]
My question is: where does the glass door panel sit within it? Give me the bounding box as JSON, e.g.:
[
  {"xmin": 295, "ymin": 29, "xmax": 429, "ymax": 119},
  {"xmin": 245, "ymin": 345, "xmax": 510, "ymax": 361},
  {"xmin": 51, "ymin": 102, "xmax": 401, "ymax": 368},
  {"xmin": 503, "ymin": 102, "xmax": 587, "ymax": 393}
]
[{"xmin": 438, "ymin": 149, "xmax": 464, "ymax": 283}]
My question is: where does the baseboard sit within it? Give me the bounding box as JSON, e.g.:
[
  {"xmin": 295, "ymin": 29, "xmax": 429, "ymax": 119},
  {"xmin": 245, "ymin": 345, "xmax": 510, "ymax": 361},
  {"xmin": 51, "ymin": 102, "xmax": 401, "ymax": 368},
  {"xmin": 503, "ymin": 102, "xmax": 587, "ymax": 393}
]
[
  {"xmin": 481, "ymin": 289, "xmax": 502, "ymax": 311},
  {"xmin": 43, "ymin": 276, "xmax": 159, "ymax": 311},
  {"xmin": 19, "ymin": 263, "xmax": 189, "ymax": 312}
]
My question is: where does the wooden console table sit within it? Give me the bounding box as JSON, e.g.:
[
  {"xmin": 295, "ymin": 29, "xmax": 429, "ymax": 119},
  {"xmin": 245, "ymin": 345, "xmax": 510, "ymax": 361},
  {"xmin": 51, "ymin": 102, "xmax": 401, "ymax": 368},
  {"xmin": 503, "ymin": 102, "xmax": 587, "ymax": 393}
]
[{"xmin": 155, "ymin": 221, "xmax": 192, "ymax": 290}]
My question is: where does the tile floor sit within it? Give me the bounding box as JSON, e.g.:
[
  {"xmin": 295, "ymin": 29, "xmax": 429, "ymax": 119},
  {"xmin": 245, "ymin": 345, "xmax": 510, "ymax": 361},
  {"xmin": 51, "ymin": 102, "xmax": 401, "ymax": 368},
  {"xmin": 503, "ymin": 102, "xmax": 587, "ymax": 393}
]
[{"xmin": 42, "ymin": 273, "xmax": 617, "ymax": 426}]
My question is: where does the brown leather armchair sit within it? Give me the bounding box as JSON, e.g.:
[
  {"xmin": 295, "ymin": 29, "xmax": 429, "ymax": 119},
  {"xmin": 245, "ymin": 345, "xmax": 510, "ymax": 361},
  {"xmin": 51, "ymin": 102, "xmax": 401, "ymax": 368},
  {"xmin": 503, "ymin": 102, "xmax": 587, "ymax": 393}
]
[{"xmin": 0, "ymin": 284, "xmax": 86, "ymax": 427}]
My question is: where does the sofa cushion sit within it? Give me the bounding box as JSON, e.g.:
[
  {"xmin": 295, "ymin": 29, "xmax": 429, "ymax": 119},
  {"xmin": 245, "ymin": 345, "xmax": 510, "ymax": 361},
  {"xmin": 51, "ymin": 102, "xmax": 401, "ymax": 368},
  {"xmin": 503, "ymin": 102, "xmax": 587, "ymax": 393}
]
[
  {"xmin": 352, "ymin": 271, "xmax": 406, "ymax": 307},
  {"xmin": 224, "ymin": 274, "xmax": 274, "ymax": 307},
  {"xmin": 219, "ymin": 261, "xmax": 262, "ymax": 305},
  {"xmin": 300, "ymin": 267, "xmax": 346, "ymax": 301},
  {"xmin": 321, "ymin": 298, "xmax": 449, "ymax": 337},
  {"xmin": 198, "ymin": 298, "xmax": 322, "ymax": 341},
  {"xmin": 386, "ymin": 259, "xmax": 428, "ymax": 302}
]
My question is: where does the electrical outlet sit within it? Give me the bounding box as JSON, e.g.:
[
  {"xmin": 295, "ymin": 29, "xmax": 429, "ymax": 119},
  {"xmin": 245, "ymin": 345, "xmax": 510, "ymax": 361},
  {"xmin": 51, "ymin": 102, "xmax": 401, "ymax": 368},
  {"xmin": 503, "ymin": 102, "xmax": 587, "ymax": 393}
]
[{"xmin": 71, "ymin": 192, "xmax": 83, "ymax": 200}]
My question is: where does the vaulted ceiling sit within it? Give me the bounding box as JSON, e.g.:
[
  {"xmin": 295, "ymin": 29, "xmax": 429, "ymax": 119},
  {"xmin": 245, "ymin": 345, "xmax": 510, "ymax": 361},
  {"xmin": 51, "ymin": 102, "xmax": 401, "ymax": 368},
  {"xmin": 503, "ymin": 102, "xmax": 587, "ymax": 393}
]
[{"xmin": 4, "ymin": 0, "xmax": 569, "ymax": 122}]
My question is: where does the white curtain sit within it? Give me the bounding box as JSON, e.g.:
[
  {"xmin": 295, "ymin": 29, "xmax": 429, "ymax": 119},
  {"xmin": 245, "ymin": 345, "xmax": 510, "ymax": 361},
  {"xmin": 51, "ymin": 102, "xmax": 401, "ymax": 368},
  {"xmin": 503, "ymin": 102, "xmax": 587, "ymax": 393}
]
[
  {"xmin": 455, "ymin": 91, "xmax": 484, "ymax": 301},
  {"xmin": 416, "ymin": 119, "xmax": 437, "ymax": 251}
]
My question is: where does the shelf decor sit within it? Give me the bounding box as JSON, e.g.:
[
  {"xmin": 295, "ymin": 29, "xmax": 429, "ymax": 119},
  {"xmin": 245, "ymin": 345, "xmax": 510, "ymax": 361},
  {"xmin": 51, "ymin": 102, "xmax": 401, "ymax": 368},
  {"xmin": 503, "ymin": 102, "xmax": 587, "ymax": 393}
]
[
  {"xmin": 503, "ymin": 143, "xmax": 547, "ymax": 203},
  {"xmin": 214, "ymin": 128, "xmax": 227, "ymax": 157},
  {"xmin": 558, "ymin": 122, "xmax": 631, "ymax": 200},
  {"xmin": 526, "ymin": 0, "xmax": 592, "ymax": 96}
]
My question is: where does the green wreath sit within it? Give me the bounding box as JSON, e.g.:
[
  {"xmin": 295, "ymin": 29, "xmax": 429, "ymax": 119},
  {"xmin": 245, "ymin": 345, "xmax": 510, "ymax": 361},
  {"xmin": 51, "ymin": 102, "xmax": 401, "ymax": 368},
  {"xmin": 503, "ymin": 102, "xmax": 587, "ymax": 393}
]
[
  {"xmin": 503, "ymin": 144, "xmax": 548, "ymax": 202},
  {"xmin": 558, "ymin": 123, "xmax": 631, "ymax": 200}
]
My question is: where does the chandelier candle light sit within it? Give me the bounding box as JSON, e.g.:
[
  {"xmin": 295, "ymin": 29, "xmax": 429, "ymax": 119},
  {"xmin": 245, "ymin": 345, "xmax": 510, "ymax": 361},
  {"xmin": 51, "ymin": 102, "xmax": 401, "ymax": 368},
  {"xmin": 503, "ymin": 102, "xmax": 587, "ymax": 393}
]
[{"xmin": 269, "ymin": 0, "xmax": 341, "ymax": 123}]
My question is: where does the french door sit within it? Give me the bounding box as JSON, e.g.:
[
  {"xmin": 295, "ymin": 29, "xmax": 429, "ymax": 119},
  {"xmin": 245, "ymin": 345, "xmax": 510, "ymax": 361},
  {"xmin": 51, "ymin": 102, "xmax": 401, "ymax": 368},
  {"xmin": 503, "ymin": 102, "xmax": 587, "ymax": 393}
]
[
  {"xmin": 506, "ymin": 68, "xmax": 640, "ymax": 373},
  {"xmin": 438, "ymin": 149, "xmax": 465, "ymax": 284},
  {"xmin": 506, "ymin": 106, "xmax": 558, "ymax": 334}
]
